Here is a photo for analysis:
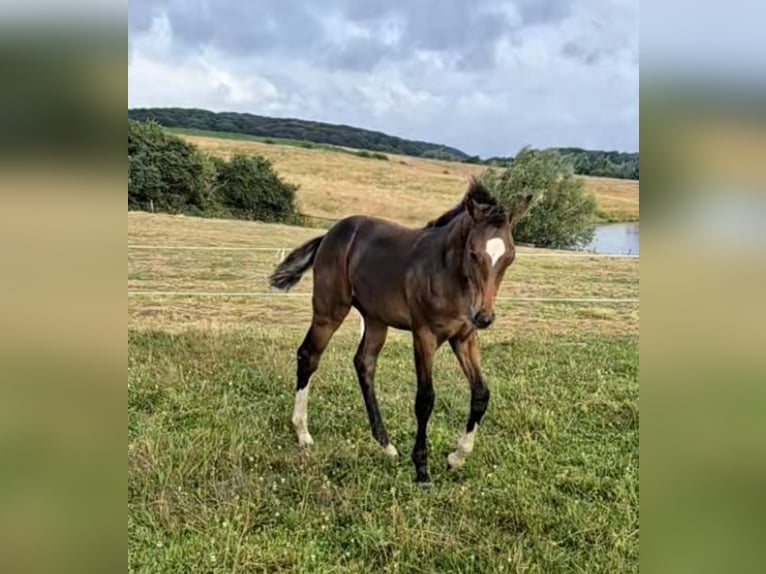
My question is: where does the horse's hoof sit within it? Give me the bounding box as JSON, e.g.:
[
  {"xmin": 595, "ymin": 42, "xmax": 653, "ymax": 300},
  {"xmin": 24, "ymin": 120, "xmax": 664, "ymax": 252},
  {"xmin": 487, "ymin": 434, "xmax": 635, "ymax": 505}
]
[
  {"xmin": 297, "ymin": 432, "xmax": 314, "ymax": 447},
  {"xmin": 447, "ymin": 452, "xmax": 464, "ymax": 471},
  {"xmin": 383, "ymin": 444, "xmax": 399, "ymax": 458},
  {"xmin": 415, "ymin": 471, "xmax": 431, "ymax": 485},
  {"xmin": 417, "ymin": 481, "xmax": 433, "ymax": 489}
]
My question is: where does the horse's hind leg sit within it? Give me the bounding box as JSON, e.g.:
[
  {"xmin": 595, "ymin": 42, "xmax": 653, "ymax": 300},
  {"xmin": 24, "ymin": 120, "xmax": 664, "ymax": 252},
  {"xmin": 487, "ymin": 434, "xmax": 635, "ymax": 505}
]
[
  {"xmin": 292, "ymin": 220, "xmax": 355, "ymax": 446},
  {"xmin": 292, "ymin": 311, "xmax": 348, "ymax": 446},
  {"xmin": 354, "ymin": 318, "xmax": 397, "ymax": 457}
]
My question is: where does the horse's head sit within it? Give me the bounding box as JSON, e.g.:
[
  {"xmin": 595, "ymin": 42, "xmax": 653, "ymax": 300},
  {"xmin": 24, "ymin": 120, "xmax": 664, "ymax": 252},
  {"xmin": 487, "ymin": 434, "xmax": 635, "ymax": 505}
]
[{"xmin": 462, "ymin": 180, "xmax": 533, "ymax": 329}]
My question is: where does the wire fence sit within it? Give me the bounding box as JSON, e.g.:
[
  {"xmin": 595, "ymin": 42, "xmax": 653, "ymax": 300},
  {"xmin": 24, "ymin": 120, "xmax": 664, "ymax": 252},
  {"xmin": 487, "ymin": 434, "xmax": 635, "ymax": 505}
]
[
  {"xmin": 128, "ymin": 244, "xmax": 639, "ymax": 258},
  {"xmin": 128, "ymin": 243, "xmax": 639, "ymax": 306},
  {"xmin": 127, "ymin": 291, "xmax": 638, "ymax": 304}
]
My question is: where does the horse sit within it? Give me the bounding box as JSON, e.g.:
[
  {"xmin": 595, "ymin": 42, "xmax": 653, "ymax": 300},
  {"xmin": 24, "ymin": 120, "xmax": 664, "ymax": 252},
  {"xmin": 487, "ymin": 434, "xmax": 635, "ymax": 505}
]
[{"xmin": 269, "ymin": 177, "xmax": 533, "ymax": 483}]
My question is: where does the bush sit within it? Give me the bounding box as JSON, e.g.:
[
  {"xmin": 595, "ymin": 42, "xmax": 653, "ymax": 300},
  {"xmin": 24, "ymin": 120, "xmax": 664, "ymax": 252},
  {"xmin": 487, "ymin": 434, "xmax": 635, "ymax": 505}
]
[
  {"xmin": 213, "ymin": 154, "xmax": 298, "ymax": 222},
  {"xmin": 128, "ymin": 121, "xmax": 214, "ymax": 213},
  {"xmin": 420, "ymin": 148, "xmax": 463, "ymax": 161},
  {"xmin": 481, "ymin": 147, "xmax": 597, "ymax": 249},
  {"xmin": 129, "ymin": 121, "xmax": 299, "ymax": 224},
  {"xmin": 354, "ymin": 150, "xmax": 388, "ymax": 161}
]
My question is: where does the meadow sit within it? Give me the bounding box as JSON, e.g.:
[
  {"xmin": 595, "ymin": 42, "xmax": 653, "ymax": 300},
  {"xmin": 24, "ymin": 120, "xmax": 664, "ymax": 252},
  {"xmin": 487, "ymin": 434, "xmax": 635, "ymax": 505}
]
[{"xmin": 128, "ymin": 200, "xmax": 639, "ymax": 572}]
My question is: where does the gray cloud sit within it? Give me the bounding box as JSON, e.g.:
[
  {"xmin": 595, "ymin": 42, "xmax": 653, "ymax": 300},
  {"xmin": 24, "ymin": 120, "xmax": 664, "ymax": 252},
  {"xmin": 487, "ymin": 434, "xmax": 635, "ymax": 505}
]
[
  {"xmin": 516, "ymin": 0, "xmax": 573, "ymax": 26},
  {"xmin": 128, "ymin": 0, "xmax": 639, "ymax": 156}
]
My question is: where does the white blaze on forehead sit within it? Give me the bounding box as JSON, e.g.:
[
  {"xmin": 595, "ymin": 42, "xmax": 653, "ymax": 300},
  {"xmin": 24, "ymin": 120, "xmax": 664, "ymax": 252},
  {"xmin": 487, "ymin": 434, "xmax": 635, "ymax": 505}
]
[{"xmin": 485, "ymin": 238, "xmax": 506, "ymax": 266}]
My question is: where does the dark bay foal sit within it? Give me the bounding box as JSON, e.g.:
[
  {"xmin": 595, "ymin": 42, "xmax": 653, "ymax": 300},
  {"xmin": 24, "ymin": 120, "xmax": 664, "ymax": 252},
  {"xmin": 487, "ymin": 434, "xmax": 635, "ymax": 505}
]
[{"xmin": 269, "ymin": 178, "xmax": 533, "ymax": 483}]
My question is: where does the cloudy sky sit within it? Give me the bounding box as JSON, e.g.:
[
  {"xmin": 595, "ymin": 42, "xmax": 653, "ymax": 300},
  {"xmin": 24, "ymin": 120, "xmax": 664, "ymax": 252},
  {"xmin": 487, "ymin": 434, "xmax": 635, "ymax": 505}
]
[{"xmin": 128, "ymin": 0, "xmax": 638, "ymax": 157}]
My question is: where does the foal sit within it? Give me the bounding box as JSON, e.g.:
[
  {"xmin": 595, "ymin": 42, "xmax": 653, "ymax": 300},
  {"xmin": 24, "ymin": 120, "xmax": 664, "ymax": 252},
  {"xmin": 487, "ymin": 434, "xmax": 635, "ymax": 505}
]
[{"xmin": 269, "ymin": 178, "xmax": 533, "ymax": 483}]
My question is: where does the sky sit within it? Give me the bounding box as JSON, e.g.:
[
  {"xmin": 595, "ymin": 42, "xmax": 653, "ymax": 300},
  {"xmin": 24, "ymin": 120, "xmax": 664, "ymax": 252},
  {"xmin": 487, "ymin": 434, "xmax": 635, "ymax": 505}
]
[{"xmin": 128, "ymin": 0, "xmax": 638, "ymax": 158}]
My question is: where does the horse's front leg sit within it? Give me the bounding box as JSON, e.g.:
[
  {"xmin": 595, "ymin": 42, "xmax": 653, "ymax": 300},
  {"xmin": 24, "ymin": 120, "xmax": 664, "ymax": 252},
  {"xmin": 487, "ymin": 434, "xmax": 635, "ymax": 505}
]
[
  {"xmin": 411, "ymin": 329, "xmax": 437, "ymax": 484},
  {"xmin": 447, "ymin": 331, "xmax": 489, "ymax": 471}
]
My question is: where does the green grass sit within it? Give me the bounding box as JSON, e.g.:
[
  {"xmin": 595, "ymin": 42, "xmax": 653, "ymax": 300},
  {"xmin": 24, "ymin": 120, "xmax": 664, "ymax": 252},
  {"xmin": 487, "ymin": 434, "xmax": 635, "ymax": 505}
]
[
  {"xmin": 595, "ymin": 209, "xmax": 636, "ymax": 224},
  {"xmin": 128, "ymin": 329, "xmax": 638, "ymax": 573}
]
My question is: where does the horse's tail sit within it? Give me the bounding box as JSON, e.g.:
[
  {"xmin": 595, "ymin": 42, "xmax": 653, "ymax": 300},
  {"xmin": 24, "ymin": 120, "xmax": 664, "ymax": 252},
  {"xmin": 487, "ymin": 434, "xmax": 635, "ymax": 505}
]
[{"xmin": 269, "ymin": 235, "xmax": 325, "ymax": 290}]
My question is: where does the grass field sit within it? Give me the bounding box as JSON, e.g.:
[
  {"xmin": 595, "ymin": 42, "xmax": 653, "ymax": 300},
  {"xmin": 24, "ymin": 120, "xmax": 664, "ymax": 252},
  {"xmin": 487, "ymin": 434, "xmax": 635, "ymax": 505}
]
[
  {"xmin": 128, "ymin": 212, "xmax": 639, "ymax": 572},
  {"xmin": 175, "ymin": 131, "xmax": 639, "ymax": 226}
]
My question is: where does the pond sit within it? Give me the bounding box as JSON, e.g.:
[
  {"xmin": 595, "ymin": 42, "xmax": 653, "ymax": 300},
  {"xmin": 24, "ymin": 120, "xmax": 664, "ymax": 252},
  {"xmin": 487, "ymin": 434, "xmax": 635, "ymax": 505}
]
[{"xmin": 581, "ymin": 222, "xmax": 639, "ymax": 255}]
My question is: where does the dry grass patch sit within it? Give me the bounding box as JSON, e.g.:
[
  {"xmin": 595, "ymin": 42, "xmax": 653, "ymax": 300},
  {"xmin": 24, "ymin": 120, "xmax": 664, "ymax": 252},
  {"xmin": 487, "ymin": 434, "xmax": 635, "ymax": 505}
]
[
  {"xmin": 583, "ymin": 176, "xmax": 639, "ymax": 222},
  {"xmin": 181, "ymin": 134, "xmax": 639, "ymax": 225},
  {"xmin": 128, "ymin": 213, "xmax": 639, "ymax": 337}
]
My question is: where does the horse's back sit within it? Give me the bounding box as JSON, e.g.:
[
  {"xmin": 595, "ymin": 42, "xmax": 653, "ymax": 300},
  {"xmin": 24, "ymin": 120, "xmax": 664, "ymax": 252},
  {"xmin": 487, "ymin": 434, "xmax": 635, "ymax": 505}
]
[{"xmin": 315, "ymin": 215, "xmax": 419, "ymax": 328}]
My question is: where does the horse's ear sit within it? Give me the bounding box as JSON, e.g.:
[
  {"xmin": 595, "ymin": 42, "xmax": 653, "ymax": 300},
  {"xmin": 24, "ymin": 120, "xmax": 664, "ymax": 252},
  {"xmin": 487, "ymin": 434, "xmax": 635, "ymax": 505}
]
[
  {"xmin": 508, "ymin": 192, "xmax": 534, "ymax": 228},
  {"xmin": 462, "ymin": 195, "xmax": 479, "ymax": 220}
]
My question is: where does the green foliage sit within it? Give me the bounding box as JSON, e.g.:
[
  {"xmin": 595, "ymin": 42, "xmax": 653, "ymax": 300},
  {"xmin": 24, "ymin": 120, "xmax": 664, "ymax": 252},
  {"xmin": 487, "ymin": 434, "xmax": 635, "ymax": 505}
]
[
  {"xmin": 353, "ymin": 150, "xmax": 389, "ymax": 161},
  {"xmin": 128, "ymin": 120, "xmax": 214, "ymax": 213},
  {"xmin": 482, "ymin": 147, "xmax": 598, "ymax": 249},
  {"xmin": 129, "ymin": 121, "xmax": 298, "ymax": 223},
  {"xmin": 557, "ymin": 148, "xmax": 639, "ymax": 180},
  {"xmin": 129, "ymin": 107, "xmax": 469, "ymax": 160},
  {"xmin": 214, "ymin": 154, "xmax": 298, "ymax": 222},
  {"xmin": 420, "ymin": 147, "xmax": 464, "ymax": 161},
  {"xmin": 483, "ymin": 149, "xmax": 638, "ymax": 180}
]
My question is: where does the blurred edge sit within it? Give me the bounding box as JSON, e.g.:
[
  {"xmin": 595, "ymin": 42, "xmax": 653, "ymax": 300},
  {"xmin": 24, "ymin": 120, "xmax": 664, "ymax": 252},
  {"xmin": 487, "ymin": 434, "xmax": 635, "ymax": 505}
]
[
  {"xmin": 0, "ymin": 10, "xmax": 125, "ymax": 574},
  {"xmin": 641, "ymin": 73, "xmax": 766, "ymax": 574}
]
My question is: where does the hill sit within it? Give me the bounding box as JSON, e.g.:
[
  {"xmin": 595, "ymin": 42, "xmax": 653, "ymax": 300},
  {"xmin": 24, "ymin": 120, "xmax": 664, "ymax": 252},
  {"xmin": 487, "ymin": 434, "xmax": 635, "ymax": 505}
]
[
  {"xmin": 178, "ymin": 132, "xmax": 639, "ymax": 225},
  {"xmin": 128, "ymin": 107, "xmax": 469, "ymax": 160},
  {"xmin": 129, "ymin": 107, "xmax": 638, "ymax": 180}
]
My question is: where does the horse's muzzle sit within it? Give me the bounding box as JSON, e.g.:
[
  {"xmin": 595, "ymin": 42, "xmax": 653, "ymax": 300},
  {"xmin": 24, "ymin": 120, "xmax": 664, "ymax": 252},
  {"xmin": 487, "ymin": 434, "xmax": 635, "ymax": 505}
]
[{"xmin": 472, "ymin": 311, "xmax": 495, "ymax": 329}]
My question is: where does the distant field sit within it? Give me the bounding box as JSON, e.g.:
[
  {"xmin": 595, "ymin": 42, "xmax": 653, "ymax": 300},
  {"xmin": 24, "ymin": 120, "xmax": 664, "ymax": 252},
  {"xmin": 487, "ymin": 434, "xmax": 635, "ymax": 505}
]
[
  {"xmin": 166, "ymin": 127, "xmax": 389, "ymax": 161},
  {"xmin": 176, "ymin": 131, "xmax": 639, "ymax": 225},
  {"xmin": 128, "ymin": 212, "xmax": 639, "ymax": 337},
  {"xmin": 128, "ymin": 209, "xmax": 638, "ymax": 571}
]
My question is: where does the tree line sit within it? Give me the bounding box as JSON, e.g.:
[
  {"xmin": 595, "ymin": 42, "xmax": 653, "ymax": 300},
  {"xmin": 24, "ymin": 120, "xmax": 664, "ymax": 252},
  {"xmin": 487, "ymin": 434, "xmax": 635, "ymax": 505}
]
[
  {"xmin": 483, "ymin": 148, "xmax": 639, "ymax": 180},
  {"xmin": 128, "ymin": 107, "xmax": 469, "ymax": 161},
  {"xmin": 128, "ymin": 107, "xmax": 638, "ymax": 181}
]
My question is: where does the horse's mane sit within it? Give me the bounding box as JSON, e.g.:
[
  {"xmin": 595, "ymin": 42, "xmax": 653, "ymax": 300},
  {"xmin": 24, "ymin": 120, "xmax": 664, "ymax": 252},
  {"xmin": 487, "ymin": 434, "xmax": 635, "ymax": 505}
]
[{"xmin": 424, "ymin": 177, "xmax": 505, "ymax": 229}]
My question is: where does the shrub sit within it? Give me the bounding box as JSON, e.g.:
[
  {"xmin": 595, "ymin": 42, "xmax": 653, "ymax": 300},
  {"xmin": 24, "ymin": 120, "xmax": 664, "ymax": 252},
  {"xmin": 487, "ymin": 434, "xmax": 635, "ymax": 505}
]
[
  {"xmin": 354, "ymin": 150, "xmax": 388, "ymax": 161},
  {"xmin": 213, "ymin": 154, "xmax": 298, "ymax": 222},
  {"xmin": 128, "ymin": 121, "xmax": 213, "ymax": 213},
  {"xmin": 420, "ymin": 148, "xmax": 462, "ymax": 161},
  {"xmin": 481, "ymin": 147, "xmax": 597, "ymax": 249}
]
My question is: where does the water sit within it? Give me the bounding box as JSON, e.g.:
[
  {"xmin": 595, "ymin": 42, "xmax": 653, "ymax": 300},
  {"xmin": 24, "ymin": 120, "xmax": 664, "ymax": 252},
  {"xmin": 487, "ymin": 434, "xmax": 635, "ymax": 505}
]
[{"xmin": 582, "ymin": 222, "xmax": 639, "ymax": 255}]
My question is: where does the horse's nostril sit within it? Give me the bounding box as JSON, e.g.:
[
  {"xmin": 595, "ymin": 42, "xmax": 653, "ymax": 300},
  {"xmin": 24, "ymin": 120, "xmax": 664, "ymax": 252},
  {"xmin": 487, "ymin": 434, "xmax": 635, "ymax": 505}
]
[{"xmin": 472, "ymin": 312, "xmax": 494, "ymax": 329}]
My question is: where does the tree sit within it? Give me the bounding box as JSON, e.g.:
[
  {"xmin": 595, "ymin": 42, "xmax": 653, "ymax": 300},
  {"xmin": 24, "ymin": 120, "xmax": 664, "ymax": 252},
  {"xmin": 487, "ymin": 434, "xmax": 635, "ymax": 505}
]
[
  {"xmin": 481, "ymin": 147, "xmax": 597, "ymax": 249},
  {"xmin": 213, "ymin": 154, "xmax": 298, "ymax": 222},
  {"xmin": 128, "ymin": 121, "xmax": 213, "ymax": 213}
]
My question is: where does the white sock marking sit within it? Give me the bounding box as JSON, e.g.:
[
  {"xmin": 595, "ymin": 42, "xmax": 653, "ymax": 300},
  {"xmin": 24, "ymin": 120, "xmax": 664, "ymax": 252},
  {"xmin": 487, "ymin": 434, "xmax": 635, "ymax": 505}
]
[
  {"xmin": 292, "ymin": 385, "xmax": 313, "ymax": 446},
  {"xmin": 447, "ymin": 425, "xmax": 478, "ymax": 470},
  {"xmin": 359, "ymin": 313, "xmax": 365, "ymax": 338},
  {"xmin": 384, "ymin": 443, "xmax": 399, "ymax": 457},
  {"xmin": 486, "ymin": 238, "xmax": 506, "ymax": 266}
]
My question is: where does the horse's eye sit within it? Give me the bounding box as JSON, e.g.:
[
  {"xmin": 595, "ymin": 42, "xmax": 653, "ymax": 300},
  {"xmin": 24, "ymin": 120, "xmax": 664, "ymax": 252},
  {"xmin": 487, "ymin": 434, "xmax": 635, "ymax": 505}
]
[{"xmin": 470, "ymin": 251, "xmax": 481, "ymax": 263}]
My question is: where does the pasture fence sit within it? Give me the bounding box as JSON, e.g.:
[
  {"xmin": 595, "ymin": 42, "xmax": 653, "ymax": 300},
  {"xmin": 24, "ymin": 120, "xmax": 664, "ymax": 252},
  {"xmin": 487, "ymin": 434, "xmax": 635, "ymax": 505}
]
[
  {"xmin": 128, "ymin": 244, "xmax": 639, "ymax": 259},
  {"xmin": 128, "ymin": 243, "xmax": 639, "ymax": 306}
]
